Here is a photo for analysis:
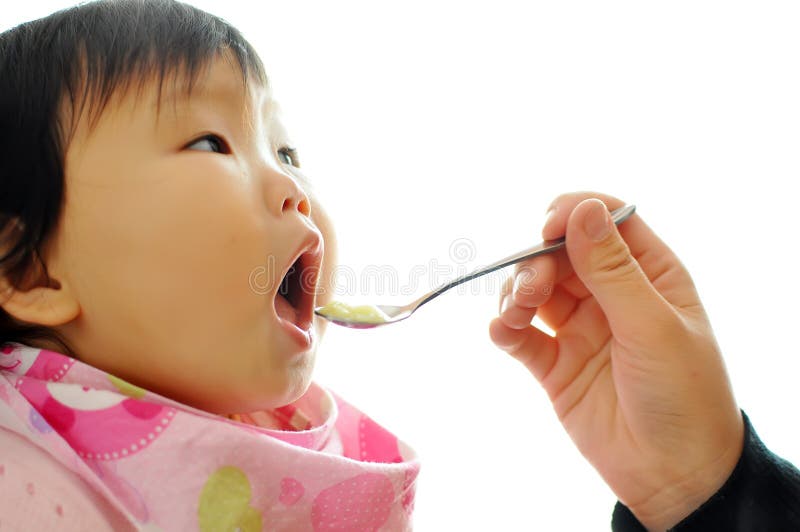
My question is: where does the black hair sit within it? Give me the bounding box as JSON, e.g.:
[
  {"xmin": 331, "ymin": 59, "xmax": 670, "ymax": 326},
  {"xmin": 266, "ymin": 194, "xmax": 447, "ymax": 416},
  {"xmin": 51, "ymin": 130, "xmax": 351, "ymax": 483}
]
[{"xmin": 0, "ymin": 0, "xmax": 267, "ymax": 354}]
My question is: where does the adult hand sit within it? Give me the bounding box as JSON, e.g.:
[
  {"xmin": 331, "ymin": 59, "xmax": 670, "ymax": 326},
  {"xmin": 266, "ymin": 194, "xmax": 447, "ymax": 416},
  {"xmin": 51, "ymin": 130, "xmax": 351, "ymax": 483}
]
[{"xmin": 488, "ymin": 192, "xmax": 743, "ymax": 530}]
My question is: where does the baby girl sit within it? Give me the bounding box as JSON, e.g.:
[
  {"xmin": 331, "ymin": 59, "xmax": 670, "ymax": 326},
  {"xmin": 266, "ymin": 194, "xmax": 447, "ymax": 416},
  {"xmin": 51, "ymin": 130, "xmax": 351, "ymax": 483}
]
[{"xmin": 0, "ymin": 0, "xmax": 418, "ymax": 529}]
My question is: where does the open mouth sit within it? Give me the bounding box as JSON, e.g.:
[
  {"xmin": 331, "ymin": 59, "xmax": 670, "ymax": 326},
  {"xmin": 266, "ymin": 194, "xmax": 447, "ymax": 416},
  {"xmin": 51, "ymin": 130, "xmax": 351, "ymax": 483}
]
[{"xmin": 273, "ymin": 234, "xmax": 323, "ymax": 333}]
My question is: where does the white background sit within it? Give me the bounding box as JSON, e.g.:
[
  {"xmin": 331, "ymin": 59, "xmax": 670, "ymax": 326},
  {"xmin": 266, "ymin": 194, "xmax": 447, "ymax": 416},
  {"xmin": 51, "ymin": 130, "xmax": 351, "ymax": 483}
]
[{"xmin": 4, "ymin": 2, "xmax": 800, "ymax": 530}]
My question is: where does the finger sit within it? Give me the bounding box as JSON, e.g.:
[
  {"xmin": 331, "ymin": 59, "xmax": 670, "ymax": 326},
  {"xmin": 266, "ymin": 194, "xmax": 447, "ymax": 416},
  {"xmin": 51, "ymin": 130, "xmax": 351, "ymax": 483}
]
[
  {"xmin": 543, "ymin": 191, "xmax": 698, "ymax": 309},
  {"xmin": 489, "ymin": 317, "xmax": 559, "ymax": 382},
  {"xmin": 565, "ymin": 198, "xmax": 679, "ymax": 340},
  {"xmin": 497, "ymin": 272, "xmax": 513, "ymax": 310},
  {"xmin": 503, "ymin": 236, "xmax": 588, "ymax": 332},
  {"xmin": 543, "ymin": 191, "xmax": 668, "ymax": 271},
  {"xmin": 535, "ymin": 284, "xmax": 581, "ymax": 331},
  {"xmin": 512, "ymin": 253, "xmax": 557, "ymax": 308},
  {"xmin": 498, "ymin": 274, "xmax": 538, "ymax": 330}
]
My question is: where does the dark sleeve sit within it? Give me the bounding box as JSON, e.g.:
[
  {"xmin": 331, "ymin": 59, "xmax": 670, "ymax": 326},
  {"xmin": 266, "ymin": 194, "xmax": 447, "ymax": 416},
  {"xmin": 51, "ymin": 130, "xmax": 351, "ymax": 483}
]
[{"xmin": 611, "ymin": 411, "xmax": 800, "ymax": 531}]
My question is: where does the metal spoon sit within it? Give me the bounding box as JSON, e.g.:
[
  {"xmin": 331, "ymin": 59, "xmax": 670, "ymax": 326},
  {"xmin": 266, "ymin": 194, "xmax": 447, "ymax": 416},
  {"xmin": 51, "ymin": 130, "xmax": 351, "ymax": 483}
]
[{"xmin": 315, "ymin": 204, "xmax": 636, "ymax": 329}]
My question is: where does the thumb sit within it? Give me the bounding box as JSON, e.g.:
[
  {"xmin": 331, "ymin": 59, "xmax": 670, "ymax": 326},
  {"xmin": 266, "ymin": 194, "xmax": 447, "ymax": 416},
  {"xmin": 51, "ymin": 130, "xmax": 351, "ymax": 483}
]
[{"xmin": 565, "ymin": 198, "xmax": 672, "ymax": 335}]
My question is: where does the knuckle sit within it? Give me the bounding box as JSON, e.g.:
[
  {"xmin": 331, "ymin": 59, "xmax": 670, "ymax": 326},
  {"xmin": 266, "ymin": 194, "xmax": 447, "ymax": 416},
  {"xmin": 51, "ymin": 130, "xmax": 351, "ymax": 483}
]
[
  {"xmin": 549, "ymin": 191, "xmax": 620, "ymax": 216},
  {"xmin": 548, "ymin": 191, "xmax": 586, "ymax": 212},
  {"xmin": 547, "ymin": 193, "xmax": 568, "ymax": 211},
  {"xmin": 592, "ymin": 236, "xmax": 638, "ymax": 279}
]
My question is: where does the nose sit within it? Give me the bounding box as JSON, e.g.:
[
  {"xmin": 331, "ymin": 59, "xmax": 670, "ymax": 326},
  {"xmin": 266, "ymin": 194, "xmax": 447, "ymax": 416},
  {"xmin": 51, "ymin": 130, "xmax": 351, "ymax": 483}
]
[{"xmin": 267, "ymin": 171, "xmax": 311, "ymax": 218}]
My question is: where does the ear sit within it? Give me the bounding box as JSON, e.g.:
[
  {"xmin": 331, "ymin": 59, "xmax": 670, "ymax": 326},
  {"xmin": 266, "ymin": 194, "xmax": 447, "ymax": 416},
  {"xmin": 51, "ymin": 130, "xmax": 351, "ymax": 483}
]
[{"xmin": 1, "ymin": 277, "xmax": 80, "ymax": 327}]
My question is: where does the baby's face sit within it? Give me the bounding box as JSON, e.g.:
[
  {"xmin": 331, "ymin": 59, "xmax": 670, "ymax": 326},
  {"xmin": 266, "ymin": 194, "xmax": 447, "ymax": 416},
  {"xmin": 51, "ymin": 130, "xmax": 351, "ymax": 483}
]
[{"xmin": 43, "ymin": 57, "xmax": 337, "ymax": 413}]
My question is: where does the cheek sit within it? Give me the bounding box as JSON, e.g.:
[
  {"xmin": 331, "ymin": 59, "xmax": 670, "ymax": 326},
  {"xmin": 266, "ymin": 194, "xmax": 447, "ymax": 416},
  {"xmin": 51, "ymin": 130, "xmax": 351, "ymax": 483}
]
[{"xmin": 67, "ymin": 165, "xmax": 268, "ymax": 334}]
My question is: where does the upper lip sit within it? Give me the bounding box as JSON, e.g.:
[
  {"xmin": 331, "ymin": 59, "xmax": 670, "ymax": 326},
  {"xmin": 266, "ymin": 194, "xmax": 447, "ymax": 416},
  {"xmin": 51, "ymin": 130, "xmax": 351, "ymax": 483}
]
[{"xmin": 275, "ymin": 229, "xmax": 324, "ymax": 331}]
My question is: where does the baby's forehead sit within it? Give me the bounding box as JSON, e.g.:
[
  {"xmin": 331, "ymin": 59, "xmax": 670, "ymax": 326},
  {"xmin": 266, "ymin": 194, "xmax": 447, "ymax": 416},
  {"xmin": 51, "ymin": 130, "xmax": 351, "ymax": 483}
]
[
  {"xmin": 152, "ymin": 62, "xmax": 276, "ymax": 119},
  {"xmin": 93, "ymin": 69, "xmax": 286, "ymax": 145},
  {"xmin": 67, "ymin": 55, "xmax": 278, "ymax": 137}
]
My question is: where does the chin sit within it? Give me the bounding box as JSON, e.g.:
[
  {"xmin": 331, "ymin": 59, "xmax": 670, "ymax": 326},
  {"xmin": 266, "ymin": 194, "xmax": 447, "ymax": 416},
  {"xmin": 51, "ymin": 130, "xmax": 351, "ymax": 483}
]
[
  {"xmin": 193, "ymin": 363, "xmax": 314, "ymax": 415},
  {"xmin": 279, "ymin": 351, "xmax": 317, "ymax": 406},
  {"xmin": 248, "ymin": 350, "xmax": 318, "ymax": 411}
]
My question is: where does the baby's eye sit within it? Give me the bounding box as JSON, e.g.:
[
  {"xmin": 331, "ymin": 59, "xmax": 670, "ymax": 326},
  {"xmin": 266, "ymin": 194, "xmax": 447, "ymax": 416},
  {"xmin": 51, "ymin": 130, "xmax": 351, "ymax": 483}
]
[
  {"xmin": 185, "ymin": 134, "xmax": 231, "ymax": 154},
  {"xmin": 278, "ymin": 147, "xmax": 300, "ymax": 168}
]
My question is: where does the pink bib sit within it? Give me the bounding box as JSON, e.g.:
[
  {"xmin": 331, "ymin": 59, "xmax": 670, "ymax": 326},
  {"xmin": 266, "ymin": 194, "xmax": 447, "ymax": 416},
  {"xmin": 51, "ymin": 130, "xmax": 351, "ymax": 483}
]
[{"xmin": 0, "ymin": 343, "xmax": 419, "ymax": 530}]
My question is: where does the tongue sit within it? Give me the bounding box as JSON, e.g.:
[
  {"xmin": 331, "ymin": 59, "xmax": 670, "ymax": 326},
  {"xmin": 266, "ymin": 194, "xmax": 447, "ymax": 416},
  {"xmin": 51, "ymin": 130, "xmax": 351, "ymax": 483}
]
[{"xmin": 275, "ymin": 293, "xmax": 298, "ymax": 324}]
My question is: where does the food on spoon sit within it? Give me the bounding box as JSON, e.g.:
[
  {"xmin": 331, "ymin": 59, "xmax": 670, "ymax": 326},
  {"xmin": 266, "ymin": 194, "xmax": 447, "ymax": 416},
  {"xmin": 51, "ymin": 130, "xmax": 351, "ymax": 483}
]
[{"xmin": 317, "ymin": 301, "xmax": 389, "ymax": 324}]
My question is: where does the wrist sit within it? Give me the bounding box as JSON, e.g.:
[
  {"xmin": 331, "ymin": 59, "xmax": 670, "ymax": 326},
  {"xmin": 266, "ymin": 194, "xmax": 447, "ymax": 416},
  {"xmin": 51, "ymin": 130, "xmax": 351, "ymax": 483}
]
[{"xmin": 627, "ymin": 417, "xmax": 745, "ymax": 531}]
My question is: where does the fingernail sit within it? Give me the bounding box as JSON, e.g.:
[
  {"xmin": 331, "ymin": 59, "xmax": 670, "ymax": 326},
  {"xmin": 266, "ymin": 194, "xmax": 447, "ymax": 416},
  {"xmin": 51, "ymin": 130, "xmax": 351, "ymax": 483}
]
[
  {"xmin": 543, "ymin": 205, "xmax": 557, "ymax": 229},
  {"xmin": 583, "ymin": 201, "xmax": 611, "ymax": 242},
  {"xmin": 499, "ymin": 293, "xmax": 512, "ymax": 314}
]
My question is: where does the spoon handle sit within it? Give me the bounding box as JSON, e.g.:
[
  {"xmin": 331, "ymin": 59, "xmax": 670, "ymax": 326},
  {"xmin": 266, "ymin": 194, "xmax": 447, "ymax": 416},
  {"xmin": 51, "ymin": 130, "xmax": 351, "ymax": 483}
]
[{"xmin": 414, "ymin": 204, "xmax": 636, "ymax": 309}]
